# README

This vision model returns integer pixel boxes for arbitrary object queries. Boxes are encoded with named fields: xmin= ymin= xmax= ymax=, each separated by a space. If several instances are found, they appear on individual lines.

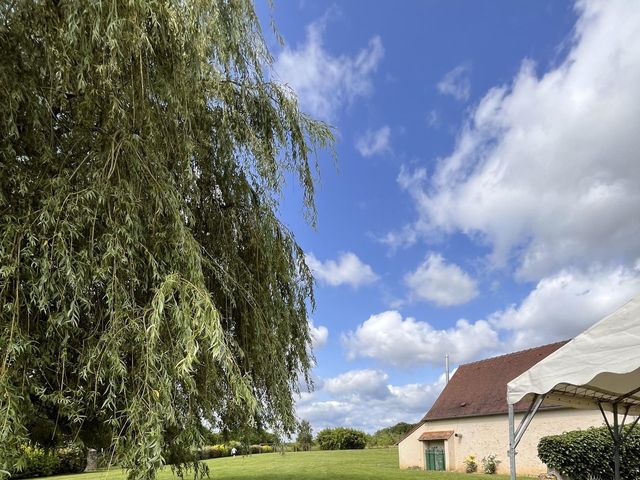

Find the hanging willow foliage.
xmin=0 ymin=0 xmax=332 ymax=478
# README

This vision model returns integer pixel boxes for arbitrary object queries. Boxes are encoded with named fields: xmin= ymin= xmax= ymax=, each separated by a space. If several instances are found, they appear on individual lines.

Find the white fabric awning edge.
xmin=507 ymin=294 xmax=640 ymax=406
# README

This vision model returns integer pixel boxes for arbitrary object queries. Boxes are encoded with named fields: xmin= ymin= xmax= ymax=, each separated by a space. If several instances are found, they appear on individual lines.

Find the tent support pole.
xmin=514 ymin=394 xmax=544 ymax=446
xmin=613 ymin=403 xmax=621 ymax=480
xmin=599 ymin=402 xmax=622 ymax=480
xmin=614 ymin=385 xmax=640 ymax=403
xmin=598 ymin=399 xmax=640 ymax=480
xmin=622 ymin=412 xmax=640 ymax=442
xmin=508 ymin=394 xmax=544 ymax=480
xmin=508 ymin=403 xmax=516 ymax=480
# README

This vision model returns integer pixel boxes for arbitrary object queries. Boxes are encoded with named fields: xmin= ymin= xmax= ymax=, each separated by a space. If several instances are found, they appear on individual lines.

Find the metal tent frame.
xmin=506 ymin=296 xmax=640 ymax=480
xmin=507 ymin=384 xmax=640 ymax=480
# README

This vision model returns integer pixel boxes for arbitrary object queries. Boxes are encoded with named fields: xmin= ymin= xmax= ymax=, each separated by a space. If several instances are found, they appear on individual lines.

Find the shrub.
xmin=463 ymin=454 xmax=478 ymax=473
xmin=57 ymin=445 xmax=87 ymax=473
xmin=315 ymin=429 xmax=336 ymax=450
xmin=199 ymin=440 xmax=274 ymax=459
xmin=199 ymin=445 xmax=213 ymax=459
xmin=481 ymin=454 xmax=500 ymax=474
xmin=315 ymin=428 xmax=367 ymax=450
xmin=199 ymin=444 xmax=229 ymax=459
xmin=12 ymin=445 xmax=61 ymax=478
xmin=249 ymin=445 xmax=262 ymax=454
xmin=227 ymin=440 xmax=242 ymax=453
xmin=538 ymin=425 xmax=640 ymax=480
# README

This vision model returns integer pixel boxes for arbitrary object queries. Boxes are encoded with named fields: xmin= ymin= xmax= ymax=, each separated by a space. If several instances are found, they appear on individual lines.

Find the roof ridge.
xmin=457 ymin=339 xmax=570 ymax=368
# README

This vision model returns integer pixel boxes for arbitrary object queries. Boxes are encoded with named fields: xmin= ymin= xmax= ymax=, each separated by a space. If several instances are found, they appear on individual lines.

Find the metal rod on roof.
xmin=445 ymin=355 xmax=450 ymax=384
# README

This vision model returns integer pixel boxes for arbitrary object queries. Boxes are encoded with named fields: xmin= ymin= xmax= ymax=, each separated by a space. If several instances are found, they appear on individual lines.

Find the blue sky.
xmin=255 ymin=0 xmax=640 ymax=433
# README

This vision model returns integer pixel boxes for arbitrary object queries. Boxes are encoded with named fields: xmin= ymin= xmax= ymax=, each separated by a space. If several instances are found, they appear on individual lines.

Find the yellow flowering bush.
xmin=463 ymin=454 xmax=478 ymax=473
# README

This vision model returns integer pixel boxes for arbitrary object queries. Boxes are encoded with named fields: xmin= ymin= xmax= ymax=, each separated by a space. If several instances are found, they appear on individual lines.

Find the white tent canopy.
xmin=506 ymin=295 xmax=640 ymax=480
xmin=508 ymin=295 xmax=640 ymax=413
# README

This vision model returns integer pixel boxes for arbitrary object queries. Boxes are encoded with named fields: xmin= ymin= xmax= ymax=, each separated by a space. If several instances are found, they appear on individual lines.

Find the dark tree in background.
xmin=0 ymin=0 xmax=332 ymax=478
xmin=296 ymin=420 xmax=313 ymax=451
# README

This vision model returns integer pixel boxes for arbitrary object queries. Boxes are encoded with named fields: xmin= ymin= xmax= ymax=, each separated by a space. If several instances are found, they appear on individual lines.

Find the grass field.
xmin=36 ymin=448 xmax=512 ymax=480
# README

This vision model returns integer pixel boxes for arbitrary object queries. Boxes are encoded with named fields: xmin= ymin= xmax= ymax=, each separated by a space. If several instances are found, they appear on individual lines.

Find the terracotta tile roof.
xmin=423 ymin=340 xmax=569 ymax=421
xmin=417 ymin=430 xmax=453 ymax=441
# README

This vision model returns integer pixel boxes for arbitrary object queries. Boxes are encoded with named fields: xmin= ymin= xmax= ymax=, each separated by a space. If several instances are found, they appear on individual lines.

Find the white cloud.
xmin=437 ymin=63 xmax=471 ymax=101
xmin=306 ymin=252 xmax=378 ymax=288
xmin=342 ymin=310 xmax=498 ymax=368
xmin=405 ymin=253 xmax=478 ymax=306
xmin=392 ymin=1 xmax=640 ymax=280
xmin=274 ymin=18 xmax=384 ymax=120
xmin=492 ymin=264 xmax=640 ymax=350
xmin=377 ymin=224 xmax=419 ymax=251
xmin=309 ymin=320 xmax=329 ymax=349
xmin=340 ymin=265 xmax=640 ymax=369
xmin=324 ymin=369 xmax=390 ymax=400
xmin=355 ymin=126 xmax=391 ymax=157
xmin=297 ymin=371 xmax=447 ymax=433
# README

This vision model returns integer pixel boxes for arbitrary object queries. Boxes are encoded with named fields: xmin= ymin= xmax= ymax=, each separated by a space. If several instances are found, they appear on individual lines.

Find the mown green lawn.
xmin=35 ymin=448 xmax=512 ymax=480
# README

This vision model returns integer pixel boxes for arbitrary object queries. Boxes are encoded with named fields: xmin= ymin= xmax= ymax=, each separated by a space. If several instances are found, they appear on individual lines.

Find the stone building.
xmin=398 ymin=341 xmax=608 ymax=475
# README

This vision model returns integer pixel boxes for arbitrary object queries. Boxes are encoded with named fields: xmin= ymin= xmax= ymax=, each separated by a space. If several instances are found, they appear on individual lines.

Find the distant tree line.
xmin=367 ymin=422 xmax=416 ymax=447
xmin=296 ymin=421 xmax=416 ymax=451
xmin=204 ymin=427 xmax=280 ymax=447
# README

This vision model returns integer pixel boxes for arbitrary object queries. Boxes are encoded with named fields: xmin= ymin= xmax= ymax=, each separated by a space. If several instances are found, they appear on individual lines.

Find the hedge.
xmin=198 ymin=443 xmax=274 ymax=459
xmin=10 ymin=444 xmax=86 ymax=478
xmin=315 ymin=428 xmax=367 ymax=450
xmin=199 ymin=445 xmax=230 ymax=459
xmin=538 ymin=425 xmax=640 ymax=480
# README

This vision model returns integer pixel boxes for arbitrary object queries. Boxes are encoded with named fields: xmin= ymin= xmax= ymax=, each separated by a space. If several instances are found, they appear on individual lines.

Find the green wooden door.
xmin=425 ymin=449 xmax=434 ymax=470
xmin=425 ymin=446 xmax=445 ymax=471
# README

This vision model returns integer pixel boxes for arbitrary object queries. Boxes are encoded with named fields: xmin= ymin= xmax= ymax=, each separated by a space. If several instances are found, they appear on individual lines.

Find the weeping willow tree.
xmin=0 ymin=0 xmax=332 ymax=477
